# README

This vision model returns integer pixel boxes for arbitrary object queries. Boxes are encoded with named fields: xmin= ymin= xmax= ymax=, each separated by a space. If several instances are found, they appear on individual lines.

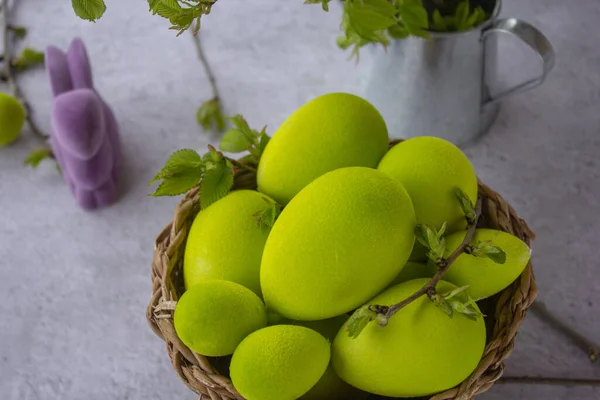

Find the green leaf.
xmin=201 ymin=157 xmax=216 ymax=172
xmin=254 ymin=201 xmax=282 ymax=228
xmin=442 ymin=285 xmax=470 ymax=301
xmin=455 ymin=0 xmax=470 ymax=22
xmin=397 ymin=2 xmax=429 ymax=38
xmin=397 ymin=3 xmax=429 ymax=29
xmin=346 ymin=305 xmax=379 ymax=339
xmin=147 ymin=0 xmax=215 ymax=36
xmin=228 ymin=115 xmax=252 ymax=136
xmin=8 ymin=26 xmax=27 ymax=39
xmin=425 ymin=227 xmax=438 ymax=250
xmin=455 ymin=187 xmax=477 ymax=224
xmin=436 ymin=221 xmax=447 ymax=239
xmin=436 ymin=284 xmax=481 ymax=321
xmin=348 ymin=4 xmax=397 ymax=30
xmin=12 ymin=48 xmax=45 ymax=71
xmin=148 ymin=0 xmax=180 ymax=18
xmin=199 ymin=163 xmax=234 ymax=208
xmin=431 ymin=9 xmax=447 ymax=31
xmin=340 ymin=0 xmax=397 ymax=49
xmin=147 ymin=0 xmax=161 ymax=9
xmin=485 ymin=249 xmax=507 ymax=264
xmin=197 ymin=98 xmax=226 ymax=133
xmin=388 ymin=24 xmax=410 ymax=39
xmin=415 ymin=224 xmax=446 ymax=262
xmin=24 ymin=148 xmax=52 ymax=168
xmin=71 ymin=0 xmax=107 ymax=22
xmin=347 ymin=5 xmax=397 ymax=36
xmin=149 ymin=149 xmax=205 ymax=197
xmin=474 ymin=7 xmax=489 ymax=26
xmin=337 ymin=35 xmax=353 ymax=50
xmin=159 ymin=0 xmax=181 ymax=9
xmin=149 ymin=149 xmax=203 ymax=185
xmin=258 ymin=132 xmax=270 ymax=155
xmin=336 ymin=2 xmax=384 ymax=59
xmin=227 ymin=115 xmax=259 ymax=145
xmin=358 ymin=0 xmax=398 ymax=19
xmin=447 ymin=296 xmax=484 ymax=321
xmin=468 ymin=238 xmax=507 ymax=264
xmin=464 ymin=7 xmax=480 ymax=29
xmin=220 ymin=115 xmax=269 ymax=160
xmin=220 ymin=129 xmax=251 ymax=153
xmin=435 ymin=237 xmax=446 ymax=260
xmin=150 ymin=170 xmax=203 ymax=196
xmin=479 ymin=241 xmax=507 ymax=264
xmin=169 ymin=8 xmax=200 ymax=36
xmin=414 ymin=224 xmax=429 ymax=248
xmin=430 ymin=291 xmax=454 ymax=318
xmin=207 ymin=144 xmax=222 ymax=164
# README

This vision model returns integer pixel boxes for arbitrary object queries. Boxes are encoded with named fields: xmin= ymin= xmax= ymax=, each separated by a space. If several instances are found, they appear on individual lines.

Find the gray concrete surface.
xmin=0 ymin=0 xmax=598 ymax=399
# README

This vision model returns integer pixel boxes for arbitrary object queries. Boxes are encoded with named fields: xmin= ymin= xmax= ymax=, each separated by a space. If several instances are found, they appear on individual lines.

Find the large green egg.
xmin=332 ymin=279 xmax=486 ymax=397
xmin=443 ymin=229 xmax=531 ymax=300
xmin=184 ymin=190 xmax=272 ymax=296
xmin=260 ymin=167 xmax=416 ymax=320
xmin=257 ymin=92 xmax=389 ymax=205
xmin=378 ymin=136 xmax=478 ymax=233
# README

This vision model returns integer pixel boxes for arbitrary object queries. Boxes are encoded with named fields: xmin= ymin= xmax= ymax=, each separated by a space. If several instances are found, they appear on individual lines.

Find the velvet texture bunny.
xmin=45 ymin=38 xmax=122 ymax=210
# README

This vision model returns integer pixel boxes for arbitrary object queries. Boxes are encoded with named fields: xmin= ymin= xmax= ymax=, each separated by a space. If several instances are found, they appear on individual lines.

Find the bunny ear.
xmin=45 ymin=46 xmax=73 ymax=97
xmin=67 ymin=38 xmax=94 ymax=90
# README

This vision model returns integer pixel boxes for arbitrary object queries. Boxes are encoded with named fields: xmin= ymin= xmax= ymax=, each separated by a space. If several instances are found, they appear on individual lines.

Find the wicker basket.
xmin=146 ymin=146 xmax=538 ymax=400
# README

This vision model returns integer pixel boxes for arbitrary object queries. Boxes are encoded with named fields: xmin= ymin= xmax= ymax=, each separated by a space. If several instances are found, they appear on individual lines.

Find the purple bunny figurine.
xmin=45 ymin=38 xmax=122 ymax=210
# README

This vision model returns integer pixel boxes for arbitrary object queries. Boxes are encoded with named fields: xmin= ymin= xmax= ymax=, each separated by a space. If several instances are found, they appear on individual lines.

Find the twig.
xmin=499 ymin=376 xmax=600 ymax=387
xmin=530 ymin=301 xmax=599 ymax=363
xmin=191 ymin=30 xmax=220 ymax=102
xmin=0 ymin=0 xmax=48 ymax=141
xmin=379 ymin=198 xmax=483 ymax=325
xmin=228 ymin=158 xmax=257 ymax=173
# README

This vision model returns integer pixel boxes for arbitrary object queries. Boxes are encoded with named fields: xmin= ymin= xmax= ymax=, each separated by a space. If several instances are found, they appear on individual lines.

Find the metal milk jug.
xmin=363 ymin=0 xmax=555 ymax=146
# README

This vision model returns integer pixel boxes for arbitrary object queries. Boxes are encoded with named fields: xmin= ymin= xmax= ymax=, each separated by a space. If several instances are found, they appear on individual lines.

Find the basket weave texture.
xmin=146 ymin=148 xmax=538 ymax=400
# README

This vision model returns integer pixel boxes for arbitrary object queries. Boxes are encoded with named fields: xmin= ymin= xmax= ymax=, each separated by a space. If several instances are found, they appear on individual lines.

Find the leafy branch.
xmin=333 ymin=0 xmax=428 ymax=61
xmin=380 ymin=195 xmax=482 ymax=322
xmin=149 ymin=115 xmax=269 ymax=208
xmin=310 ymin=0 xmax=491 ymax=59
xmin=71 ymin=1 xmax=219 ymax=36
xmin=149 ymin=145 xmax=234 ymax=210
xmin=1 ymin=0 xmax=47 ymax=141
xmin=347 ymin=189 xmax=494 ymax=337
xmin=148 ymin=0 xmax=218 ymax=36
xmin=1 ymin=0 xmax=56 ymax=169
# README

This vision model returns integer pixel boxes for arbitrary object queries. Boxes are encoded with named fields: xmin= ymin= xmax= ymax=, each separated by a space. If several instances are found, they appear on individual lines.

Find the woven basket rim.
xmin=146 ymin=148 xmax=538 ymax=400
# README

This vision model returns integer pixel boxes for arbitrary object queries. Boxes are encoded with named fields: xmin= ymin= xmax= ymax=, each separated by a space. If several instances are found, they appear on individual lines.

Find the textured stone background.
xmin=0 ymin=0 xmax=598 ymax=399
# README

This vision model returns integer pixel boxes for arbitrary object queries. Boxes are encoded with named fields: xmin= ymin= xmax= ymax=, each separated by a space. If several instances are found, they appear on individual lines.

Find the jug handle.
xmin=482 ymin=18 xmax=555 ymax=106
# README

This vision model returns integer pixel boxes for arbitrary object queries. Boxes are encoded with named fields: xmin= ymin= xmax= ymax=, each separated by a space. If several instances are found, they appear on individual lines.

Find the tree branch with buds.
xmin=378 ymin=199 xmax=481 ymax=325
xmin=346 ymin=189 xmax=502 ymax=338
